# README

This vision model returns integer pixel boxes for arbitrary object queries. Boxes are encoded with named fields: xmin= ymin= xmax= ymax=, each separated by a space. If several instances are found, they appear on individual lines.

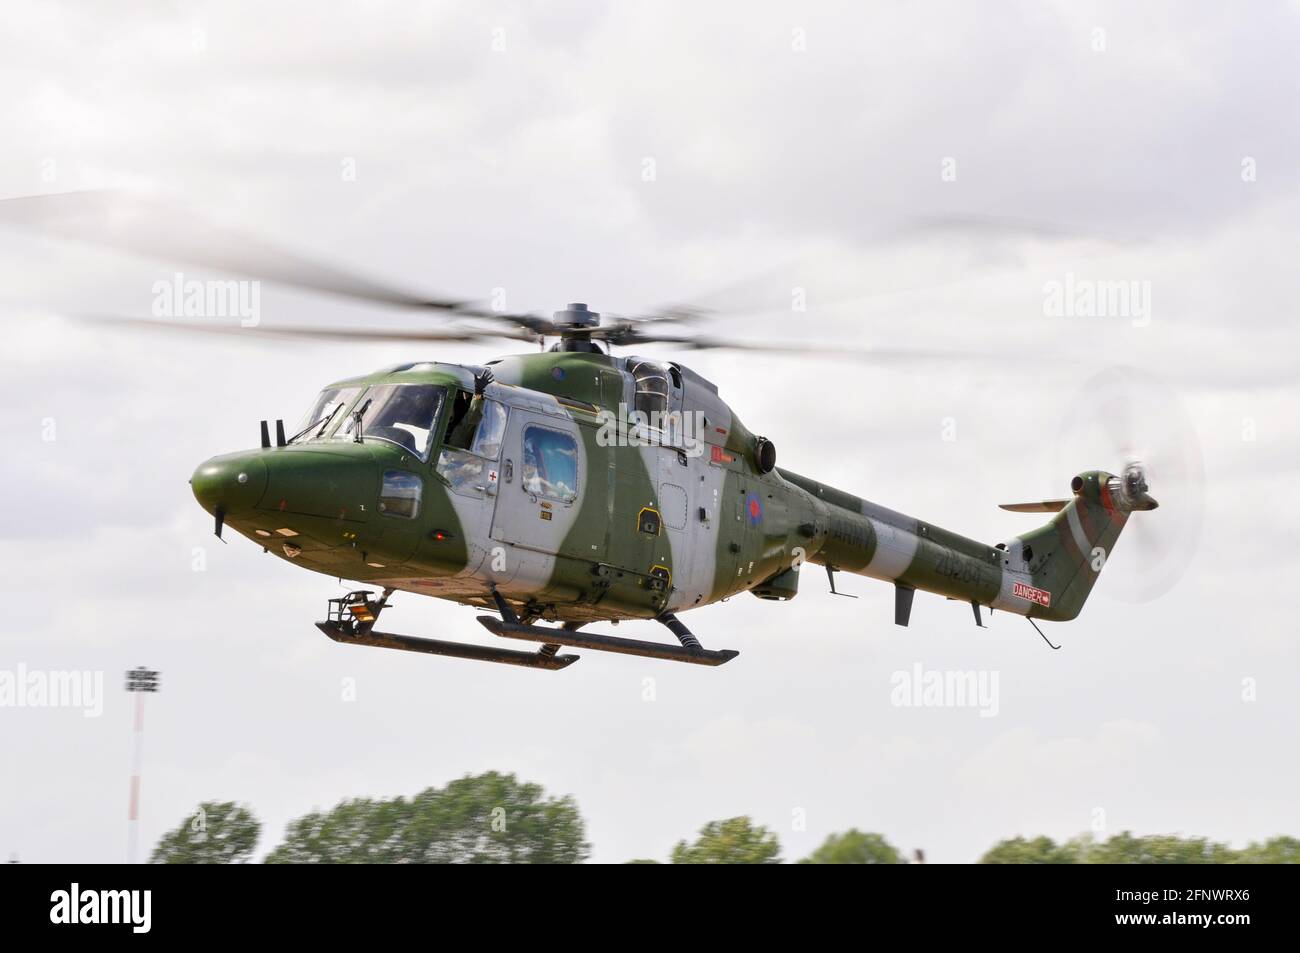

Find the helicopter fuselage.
xmin=191 ymin=350 xmax=1132 ymax=628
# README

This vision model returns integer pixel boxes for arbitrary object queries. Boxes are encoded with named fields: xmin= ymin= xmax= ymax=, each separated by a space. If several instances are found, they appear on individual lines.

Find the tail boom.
xmin=780 ymin=468 xmax=1139 ymax=625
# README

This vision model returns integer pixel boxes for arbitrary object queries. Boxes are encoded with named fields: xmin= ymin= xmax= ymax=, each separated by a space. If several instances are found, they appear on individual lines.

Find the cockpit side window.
xmin=436 ymin=393 xmax=508 ymax=495
xmin=443 ymin=391 xmax=507 ymax=457
xmin=470 ymin=399 xmax=507 ymax=458
xmin=443 ymin=389 xmax=478 ymax=450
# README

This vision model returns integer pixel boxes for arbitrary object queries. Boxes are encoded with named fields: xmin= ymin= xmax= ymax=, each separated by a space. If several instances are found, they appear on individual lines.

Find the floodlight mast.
xmin=124 ymin=667 xmax=159 ymax=863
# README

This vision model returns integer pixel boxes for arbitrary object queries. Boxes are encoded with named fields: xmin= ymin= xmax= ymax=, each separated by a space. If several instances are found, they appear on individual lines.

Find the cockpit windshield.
xmin=289 ymin=386 xmax=363 ymax=443
xmin=336 ymin=383 xmax=446 ymax=460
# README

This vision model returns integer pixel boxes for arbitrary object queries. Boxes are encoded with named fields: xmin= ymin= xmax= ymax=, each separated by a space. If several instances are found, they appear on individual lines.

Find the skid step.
xmin=317 ymin=622 xmax=578 ymax=671
xmin=476 ymin=617 xmax=738 ymax=666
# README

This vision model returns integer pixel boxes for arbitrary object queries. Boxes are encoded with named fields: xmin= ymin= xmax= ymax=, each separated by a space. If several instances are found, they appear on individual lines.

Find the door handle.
xmin=504 ymin=459 xmax=513 ymax=483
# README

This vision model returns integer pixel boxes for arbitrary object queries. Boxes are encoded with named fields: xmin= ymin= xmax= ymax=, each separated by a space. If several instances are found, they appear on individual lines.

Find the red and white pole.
xmin=127 ymin=691 xmax=144 ymax=863
xmin=124 ymin=667 xmax=159 ymax=864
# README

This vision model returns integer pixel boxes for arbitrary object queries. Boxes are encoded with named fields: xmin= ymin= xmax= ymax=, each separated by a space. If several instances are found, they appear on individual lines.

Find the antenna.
xmin=1027 ymin=617 xmax=1061 ymax=650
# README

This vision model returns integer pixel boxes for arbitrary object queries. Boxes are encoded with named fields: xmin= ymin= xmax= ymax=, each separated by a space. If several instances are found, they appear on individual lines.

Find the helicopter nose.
xmin=191 ymin=453 xmax=269 ymax=517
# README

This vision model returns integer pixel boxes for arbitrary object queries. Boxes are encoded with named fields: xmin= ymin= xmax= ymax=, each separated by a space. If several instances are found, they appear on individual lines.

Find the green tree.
xmin=979 ymin=835 xmax=1077 ymax=864
xmin=671 ymin=816 xmax=781 ymax=864
xmin=149 ymin=801 xmax=260 ymax=864
xmin=265 ymin=771 xmax=589 ymax=864
xmin=800 ymin=829 xmax=904 ymax=864
xmin=980 ymin=832 xmax=1300 ymax=864
xmin=1088 ymin=832 xmax=1237 ymax=864
xmin=1239 ymin=836 xmax=1300 ymax=863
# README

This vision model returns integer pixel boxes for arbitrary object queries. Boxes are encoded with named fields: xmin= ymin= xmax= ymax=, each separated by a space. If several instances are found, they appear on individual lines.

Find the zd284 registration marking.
xmin=1013 ymin=581 xmax=1052 ymax=607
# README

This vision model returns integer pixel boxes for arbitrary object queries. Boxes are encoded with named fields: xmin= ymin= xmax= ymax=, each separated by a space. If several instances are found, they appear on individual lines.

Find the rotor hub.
xmin=551 ymin=302 xmax=600 ymax=330
xmin=1122 ymin=463 xmax=1149 ymax=498
xmin=1114 ymin=462 xmax=1158 ymax=511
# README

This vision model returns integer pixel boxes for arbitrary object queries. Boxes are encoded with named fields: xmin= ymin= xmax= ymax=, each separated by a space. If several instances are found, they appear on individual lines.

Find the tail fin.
xmin=997 ymin=470 xmax=1155 ymax=621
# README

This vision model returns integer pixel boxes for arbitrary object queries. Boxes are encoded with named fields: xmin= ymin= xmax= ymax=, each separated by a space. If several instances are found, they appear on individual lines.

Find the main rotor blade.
xmin=590 ymin=325 xmax=990 ymax=363
xmin=0 ymin=190 xmax=547 ymax=331
xmin=595 ymin=307 xmax=712 ymax=336
xmin=646 ymin=213 xmax=1136 ymax=321
xmin=70 ymin=314 xmax=538 ymax=345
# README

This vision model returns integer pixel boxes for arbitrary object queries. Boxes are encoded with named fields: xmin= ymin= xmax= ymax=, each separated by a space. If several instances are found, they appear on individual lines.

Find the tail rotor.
xmin=1051 ymin=366 xmax=1204 ymax=602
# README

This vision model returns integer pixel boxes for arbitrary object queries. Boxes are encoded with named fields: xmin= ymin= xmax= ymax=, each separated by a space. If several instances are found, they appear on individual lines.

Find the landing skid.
xmin=315 ymin=590 xmax=737 ymax=670
xmin=477 ymin=592 xmax=738 ymax=667
xmin=318 ymin=621 xmax=579 ymax=670
xmin=476 ymin=617 xmax=737 ymax=666
xmin=317 ymin=590 xmax=578 ymax=671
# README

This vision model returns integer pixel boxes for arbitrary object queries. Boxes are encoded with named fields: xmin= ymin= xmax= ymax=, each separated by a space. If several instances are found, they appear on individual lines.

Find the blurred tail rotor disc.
xmin=1051 ymin=366 xmax=1205 ymax=603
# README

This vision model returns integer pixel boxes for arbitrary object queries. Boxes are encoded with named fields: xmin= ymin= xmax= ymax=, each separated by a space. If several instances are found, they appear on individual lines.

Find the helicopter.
xmin=2 ymin=191 xmax=1200 ymax=670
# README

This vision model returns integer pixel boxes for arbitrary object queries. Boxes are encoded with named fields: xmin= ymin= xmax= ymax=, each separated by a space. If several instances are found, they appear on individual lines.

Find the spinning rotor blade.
xmin=0 ymin=190 xmax=550 ymax=335
xmin=71 ymin=314 xmax=539 ymax=345
xmin=588 ymin=306 xmax=712 ymax=343
xmin=649 ymin=213 xmax=1136 ymax=321
xmin=1050 ymin=366 xmax=1205 ymax=602
xmin=1 ymin=190 xmax=1075 ymax=365
xmin=588 ymin=323 xmax=986 ymax=363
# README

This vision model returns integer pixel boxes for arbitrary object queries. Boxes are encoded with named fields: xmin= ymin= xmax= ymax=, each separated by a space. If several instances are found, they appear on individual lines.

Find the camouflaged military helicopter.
xmin=4 ymin=192 xmax=1200 ymax=670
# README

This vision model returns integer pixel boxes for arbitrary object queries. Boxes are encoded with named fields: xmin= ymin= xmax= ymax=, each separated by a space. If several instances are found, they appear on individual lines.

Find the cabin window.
xmin=521 ymin=426 xmax=578 ymax=503
xmin=378 ymin=470 xmax=422 ymax=519
xmin=337 ymin=384 xmax=445 ymax=460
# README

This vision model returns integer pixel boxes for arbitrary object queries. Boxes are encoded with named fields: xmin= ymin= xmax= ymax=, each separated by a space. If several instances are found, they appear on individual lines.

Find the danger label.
xmin=1013 ymin=581 xmax=1052 ymax=607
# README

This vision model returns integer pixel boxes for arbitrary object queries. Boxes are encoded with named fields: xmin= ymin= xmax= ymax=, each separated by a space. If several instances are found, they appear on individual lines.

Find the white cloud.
xmin=0 ymin=0 xmax=1296 ymax=864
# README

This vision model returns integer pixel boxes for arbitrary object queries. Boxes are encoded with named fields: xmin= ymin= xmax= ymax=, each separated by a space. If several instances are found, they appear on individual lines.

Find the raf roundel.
xmin=745 ymin=491 xmax=764 ymax=527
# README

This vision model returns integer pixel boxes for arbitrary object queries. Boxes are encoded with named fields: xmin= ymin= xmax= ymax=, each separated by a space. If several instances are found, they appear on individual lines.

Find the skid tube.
xmin=316 ymin=589 xmax=579 ymax=671
xmin=478 ymin=594 xmax=738 ymax=667
xmin=317 ymin=622 xmax=580 ymax=670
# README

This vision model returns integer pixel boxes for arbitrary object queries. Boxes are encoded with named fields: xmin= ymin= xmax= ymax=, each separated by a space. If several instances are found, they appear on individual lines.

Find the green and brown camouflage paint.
xmin=191 ymin=351 xmax=1137 ymax=630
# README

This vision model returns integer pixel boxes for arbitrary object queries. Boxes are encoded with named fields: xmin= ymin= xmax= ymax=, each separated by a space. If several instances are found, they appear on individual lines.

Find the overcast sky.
xmin=1 ymin=1 xmax=1297 ymax=863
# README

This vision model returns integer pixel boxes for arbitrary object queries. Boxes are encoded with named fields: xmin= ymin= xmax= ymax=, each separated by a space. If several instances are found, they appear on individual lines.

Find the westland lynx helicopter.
xmin=3 ymin=192 xmax=1202 ymax=670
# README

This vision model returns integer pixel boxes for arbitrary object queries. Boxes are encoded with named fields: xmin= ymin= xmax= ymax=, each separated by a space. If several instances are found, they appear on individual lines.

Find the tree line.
xmin=148 ymin=771 xmax=1298 ymax=864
